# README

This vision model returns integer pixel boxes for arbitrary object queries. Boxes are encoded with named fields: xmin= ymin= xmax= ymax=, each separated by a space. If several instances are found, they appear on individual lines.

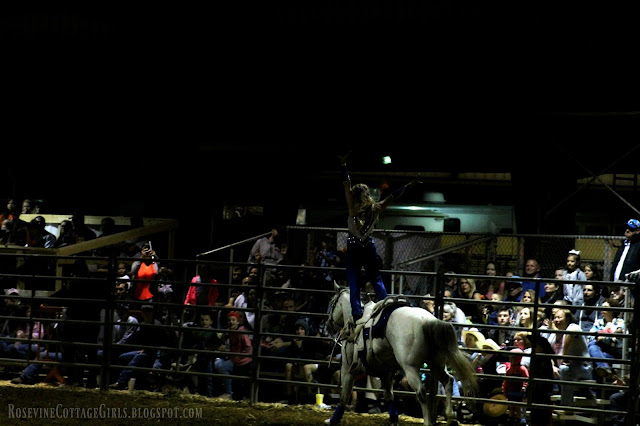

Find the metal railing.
xmin=0 ymin=244 xmax=637 ymax=425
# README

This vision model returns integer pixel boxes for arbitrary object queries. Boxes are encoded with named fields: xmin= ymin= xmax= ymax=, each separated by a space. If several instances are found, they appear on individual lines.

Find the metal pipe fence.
xmin=0 ymin=233 xmax=636 ymax=425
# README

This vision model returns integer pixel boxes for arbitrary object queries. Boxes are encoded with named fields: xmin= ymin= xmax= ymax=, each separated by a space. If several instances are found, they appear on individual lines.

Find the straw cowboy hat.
xmin=462 ymin=327 xmax=486 ymax=347
xmin=480 ymin=338 xmax=501 ymax=352
xmin=483 ymin=393 xmax=508 ymax=417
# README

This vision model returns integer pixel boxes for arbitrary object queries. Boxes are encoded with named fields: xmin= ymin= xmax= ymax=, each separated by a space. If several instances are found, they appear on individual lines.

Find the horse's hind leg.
xmin=401 ymin=366 xmax=435 ymax=426
xmin=380 ymin=371 xmax=398 ymax=426
xmin=431 ymin=365 xmax=457 ymax=425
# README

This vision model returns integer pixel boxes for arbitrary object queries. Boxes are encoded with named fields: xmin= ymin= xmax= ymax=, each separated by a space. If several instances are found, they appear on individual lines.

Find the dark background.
xmin=3 ymin=2 xmax=640 ymax=257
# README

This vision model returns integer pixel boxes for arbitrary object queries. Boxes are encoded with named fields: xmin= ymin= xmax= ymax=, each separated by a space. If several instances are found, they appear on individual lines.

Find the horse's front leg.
xmin=380 ymin=371 xmax=398 ymax=426
xmin=325 ymin=359 xmax=356 ymax=425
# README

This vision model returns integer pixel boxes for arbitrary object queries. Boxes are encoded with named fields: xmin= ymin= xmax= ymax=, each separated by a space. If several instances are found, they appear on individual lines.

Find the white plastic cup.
xmin=128 ymin=378 xmax=136 ymax=391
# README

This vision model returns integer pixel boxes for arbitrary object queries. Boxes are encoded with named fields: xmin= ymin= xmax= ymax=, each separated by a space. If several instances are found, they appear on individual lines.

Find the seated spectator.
xmin=504 ymin=280 xmax=524 ymax=303
xmin=261 ymin=296 xmax=299 ymax=359
xmin=588 ymin=297 xmax=625 ymax=381
xmin=70 ymin=212 xmax=97 ymax=243
xmin=513 ymin=288 xmax=540 ymax=325
xmin=8 ymin=304 xmax=44 ymax=359
xmin=109 ymin=304 xmax=174 ymax=390
xmin=52 ymin=220 xmax=76 ymax=248
xmin=476 ymin=261 xmax=505 ymax=301
xmin=27 ymin=216 xmax=56 ymax=248
xmin=10 ymin=344 xmax=63 ymax=385
xmin=282 ymin=318 xmax=325 ymax=404
xmin=541 ymin=271 xmax=564 ymax=321
xmin=478 ymin=293 xmax=504 ymax=326
xmin=97 ymin=302 xmax=139 ymax=364
xmin=422 ymin=294 xmax=435 ymax=315
xmin=215 ymin=311 xmax=252 ymax=401
xmin=442 ymin=301 xmax=467 ymax=344
xmin=520 ymin=258 xmax=547 ymax=299
xmin=10 ymin=305 xmax=61 ymax=385
xmin=486 ymin=305 xmax=514 ymax=347
xmin=443 ymin=271 xmax=460 ymax=299
xmin=456 ymin=277 xmax=483 ymax=323
xmin=577 ymin=283 xmax=605 ymax=332
xmin=178 ymin=309 xmax=226 ymax=397
xmin=21 ymin=199 xmax=33 ymax=215
xmin=0 ymin=289 xmax=23 ymax=356
xmin=517 ymin=306 xmax=545 ymax=331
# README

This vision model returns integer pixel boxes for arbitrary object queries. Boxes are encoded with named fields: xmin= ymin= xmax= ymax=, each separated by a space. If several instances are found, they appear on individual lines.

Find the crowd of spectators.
xmin=0 ymin=201 xmax=637 ymax=424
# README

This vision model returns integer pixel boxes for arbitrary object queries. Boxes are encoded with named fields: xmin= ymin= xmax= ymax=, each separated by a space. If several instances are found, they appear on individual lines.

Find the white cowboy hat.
xmin=481 ymin=338 xmax=501 ymax=352
xmin=462 ymin=327 xmax=486 ymax=347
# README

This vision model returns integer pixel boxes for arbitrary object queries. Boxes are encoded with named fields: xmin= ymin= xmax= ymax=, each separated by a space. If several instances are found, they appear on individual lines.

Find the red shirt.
xmin=133 ymin=262 xmax=157 ymax=300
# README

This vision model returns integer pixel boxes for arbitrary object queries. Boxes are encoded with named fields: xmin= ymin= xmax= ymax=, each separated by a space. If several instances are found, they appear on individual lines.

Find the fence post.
xmin=100 ymin=253 xmax=117 ymax=391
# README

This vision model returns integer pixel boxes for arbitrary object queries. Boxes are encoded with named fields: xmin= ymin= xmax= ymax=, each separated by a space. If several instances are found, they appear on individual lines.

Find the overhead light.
xmin=382 ymin=156 xmax=392 ymax=165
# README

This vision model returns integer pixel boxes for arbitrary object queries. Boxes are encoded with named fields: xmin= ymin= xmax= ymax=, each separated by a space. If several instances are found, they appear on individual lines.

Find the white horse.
xmin=324 ymin=284 xmax=477 ymax=426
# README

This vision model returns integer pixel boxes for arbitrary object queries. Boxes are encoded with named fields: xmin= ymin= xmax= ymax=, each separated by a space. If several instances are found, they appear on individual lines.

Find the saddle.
xmin=345 ymin=295 xmax=411 ymax=372
xmin=348 ymin=295 xmax=410 ymax=342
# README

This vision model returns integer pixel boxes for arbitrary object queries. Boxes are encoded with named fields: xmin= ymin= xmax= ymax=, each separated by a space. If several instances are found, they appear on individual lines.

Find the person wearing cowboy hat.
xmin=462 ymin=327 xmax=486 ymax=350
xmin=475 ymin=338 xmax=507 ymax=419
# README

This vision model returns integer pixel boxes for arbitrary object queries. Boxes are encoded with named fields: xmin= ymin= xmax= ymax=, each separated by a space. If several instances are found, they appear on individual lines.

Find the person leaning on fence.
xmin=502 ymin=348 xmax=528 ymax=425
xmin=526 ymin=333 xmax=555 ymax=426
xmin=548 ymin=307 xmax=593 ymax=408
xmin=339 ymin=151 xmax=419 ymax=326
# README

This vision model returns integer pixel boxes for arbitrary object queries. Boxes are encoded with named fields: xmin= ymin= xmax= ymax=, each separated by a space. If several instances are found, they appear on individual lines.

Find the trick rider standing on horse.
xmin=340 ymin=152 xmax=420 ymax=332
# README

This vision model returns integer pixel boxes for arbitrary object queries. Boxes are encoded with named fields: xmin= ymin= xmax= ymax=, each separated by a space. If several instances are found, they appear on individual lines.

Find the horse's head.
xmin=326 ymin=281 xmax=349 ymax=334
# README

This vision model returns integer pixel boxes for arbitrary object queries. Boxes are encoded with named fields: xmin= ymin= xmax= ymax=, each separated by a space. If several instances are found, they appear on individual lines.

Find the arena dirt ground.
xmin=0 ymin=381 xmax=481 ymax=425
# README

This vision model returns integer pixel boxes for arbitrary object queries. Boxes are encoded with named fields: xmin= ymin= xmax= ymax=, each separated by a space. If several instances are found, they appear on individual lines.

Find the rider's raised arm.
xmin=341 ymin=159 xmax=357 ymax=216
xmin=378 ymin=179 xmax=419 ymax=211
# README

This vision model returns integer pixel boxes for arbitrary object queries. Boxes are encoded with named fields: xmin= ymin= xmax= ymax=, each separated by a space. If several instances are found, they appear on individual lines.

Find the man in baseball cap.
xmin=611 ymin=218 xmax=640 ymax=282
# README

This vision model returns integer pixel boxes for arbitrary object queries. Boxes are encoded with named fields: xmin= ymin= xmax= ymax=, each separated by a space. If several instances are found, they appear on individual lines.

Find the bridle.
xmin=323 ymin=288 xmax=349 ymax=362
xmin=325 ymin=287 xmax=348 ymax=332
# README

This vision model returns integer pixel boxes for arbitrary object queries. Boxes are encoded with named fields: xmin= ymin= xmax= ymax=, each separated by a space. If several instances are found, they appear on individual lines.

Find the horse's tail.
xmin=426 ymin=319 xmax=478 ymax=397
